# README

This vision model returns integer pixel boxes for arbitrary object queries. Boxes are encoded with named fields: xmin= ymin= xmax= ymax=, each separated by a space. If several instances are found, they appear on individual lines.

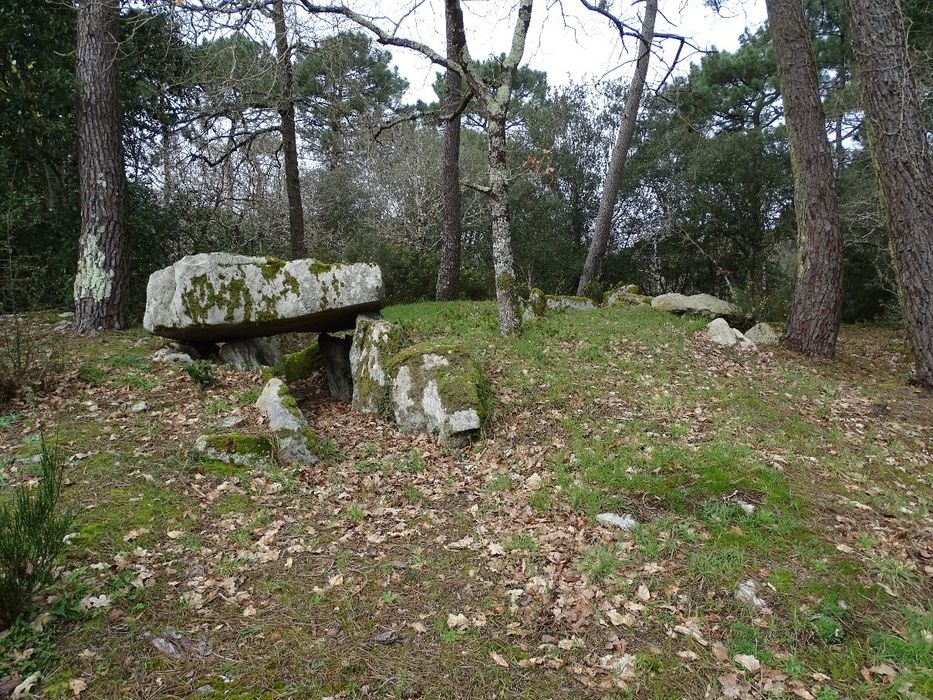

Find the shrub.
xmin=0 ymin=317 xmax=59 ymax=408
xmin=0 ymin=444 xmax=74 ymax=628
xmin=185 ymin=359 xmax=215 ymax=388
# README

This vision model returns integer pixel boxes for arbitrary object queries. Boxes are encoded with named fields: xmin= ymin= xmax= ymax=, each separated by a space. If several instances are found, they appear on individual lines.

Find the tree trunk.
xmin=435 ymin=0 xmax=466 ymax=301
xmin=272 ymin=0 xmax=306 ymax=259
xmin=74 ymin=0 xmax=129 ymax=333
xmin=767 ymin=0 xmax=844 ymax=357
xmin=488 ymin=113 xmax=521 ymax=336
xmin=845 ymin=0 xmax=933 ymax=386
xmin=576 ymin=0 xmax=657 ymax=297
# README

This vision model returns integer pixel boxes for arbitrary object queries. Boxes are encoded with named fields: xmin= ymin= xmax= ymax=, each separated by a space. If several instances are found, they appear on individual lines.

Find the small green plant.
xmin=186 ymin=360 xmax=215 ymax=388
xmin=0 ymin=443 xmax=74 ymax=628
xmin=347 ymin=502 xmax=364 ymax=521
xmin=0 ymin=413 xmax=19 ymax=430
xmin=580 ymin=544 xmax=619 ymax=582
xmin=0 ymin=319 xmax=59 ymax=407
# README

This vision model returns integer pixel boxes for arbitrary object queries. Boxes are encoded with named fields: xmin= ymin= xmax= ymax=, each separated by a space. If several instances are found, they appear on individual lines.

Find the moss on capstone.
xmin=282 ymin=343 xmax=322 ymax=382
xmin=309 ymin=260 xmax=344 ymax=276
xmin=181 ymin=273 xmax=254 ymax=325
xmin=259 ymin=257 xmax=288 ymax=281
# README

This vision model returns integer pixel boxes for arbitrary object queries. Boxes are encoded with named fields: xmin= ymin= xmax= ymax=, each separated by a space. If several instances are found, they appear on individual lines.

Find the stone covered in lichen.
xmin=384 ymin=342 xmax=490 ymax=445
xmin=603 ymin=284 xmax=652 ymax=308
xmin=281 ymin=342 xmax=323 ymax=382
xmin=143 ymin=253 xmax=384 ymax=342
xmin=193 ymin=432 xmax=275 ymax=468
xmin=254 ymin=378 xmax=319 ymax=464
xmin=522 ymin=288 xmax=597 ymax=320
xmin=349 ymin=315 xmax=409 ymax=415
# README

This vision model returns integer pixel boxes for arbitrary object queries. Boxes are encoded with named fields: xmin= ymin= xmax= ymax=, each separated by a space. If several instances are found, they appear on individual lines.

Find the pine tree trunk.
xmin=435 ymin=0 xmax=466 ymax=301
xmin=74 ymin=0 xmax=129 ymax=333
xmin=488 ymin=114 xmax=521 ymax=336
xmin=272 ymin=0 xmax=306 ymax=259
xmin=844 ymin=0 xmax=933 ymax=386
xmin=767 ymin=0 xmax=844 ymax=357
xmin=576 ymin=0 xmax=657 ymax=297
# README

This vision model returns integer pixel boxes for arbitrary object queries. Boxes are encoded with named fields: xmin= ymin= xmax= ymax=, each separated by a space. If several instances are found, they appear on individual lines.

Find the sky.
xmin=363 ymin=0 xmax=769 ymax=102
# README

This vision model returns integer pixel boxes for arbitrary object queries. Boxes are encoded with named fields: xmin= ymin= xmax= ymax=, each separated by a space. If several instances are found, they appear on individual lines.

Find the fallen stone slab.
xmin=349 ymin=315 xmax=409 ymax=414
xmin=385 ymin=343 xmax=490 ymax=445
xmin=523 ymin=288 xmax=596 ymax=320
xmin=255 ymin=378 xmax=319 ymax=464
xmin=603 ymin=284 xmax=652 ymax=308
xmin=193 ymin=432 xmax=276 ymax=468
xmin=143 ymin=253 xmax=384 ymax=343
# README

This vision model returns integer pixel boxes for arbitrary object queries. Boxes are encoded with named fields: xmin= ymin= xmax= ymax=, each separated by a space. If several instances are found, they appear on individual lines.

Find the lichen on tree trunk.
xmin=74 ymin=0 xmax=129 ymax=333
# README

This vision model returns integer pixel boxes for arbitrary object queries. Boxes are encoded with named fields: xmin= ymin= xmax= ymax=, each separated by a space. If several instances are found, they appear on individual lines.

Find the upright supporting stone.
xmin=349 ymin=315 xmax=408 ymax=414
xmin=319 ymin=332 xmax=353 ymax=401
xmin=218 ymin=337 xmax=283 ymax=370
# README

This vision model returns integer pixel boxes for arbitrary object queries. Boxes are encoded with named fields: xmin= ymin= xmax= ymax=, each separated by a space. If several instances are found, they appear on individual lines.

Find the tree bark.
xmin=767 ymin=0 xmax=844 ymax=357
xmin=488 ymin=113 xmax=521 ymax=336
xmin=272 ymin=0 xmax=307 ymax=259
xmin=576 ymin=0 xmax=657 ymax=297
xmin=844 ymin=0 xmax=933 ymax=386
xmin=435 ymin=0 xmax=466 ymax=301
xmin=74 ymin=0 xmax=129 ymax=333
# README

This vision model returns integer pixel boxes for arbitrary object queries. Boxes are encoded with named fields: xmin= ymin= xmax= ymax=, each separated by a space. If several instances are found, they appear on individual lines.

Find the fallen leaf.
xmin=447 ymin=613 xmax=469 ymax=631
xmin=490 ymin=651 xmax=509 ymax=667
xmin=69 ymin=678 xmax=88 ymax=697
xmin=712 ymin=641 xmax=730 ymax=662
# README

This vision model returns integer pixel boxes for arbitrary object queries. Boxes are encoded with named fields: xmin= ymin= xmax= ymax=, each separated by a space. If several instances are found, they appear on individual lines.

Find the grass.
xmin=0 ymin=305 xmax=929 ymax=698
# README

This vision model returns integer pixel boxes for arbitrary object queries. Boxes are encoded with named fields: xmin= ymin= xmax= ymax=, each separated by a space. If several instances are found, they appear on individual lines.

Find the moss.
xmin=385 ymin=341 xmax=493 ymax=428
xmin=278 ymin=427 xmax=321 ymax=456
xmin=181 ymin=273 xmax=254 ymax=324
xmin=202 ymin=433 xmax=275 ymax=460
xmin=527 ymin=288 xmax=547 ymax=317
xmin=258 ymin=257 xmax=287 ymax=281
xmin=282 ymin=343 xmax=322 ymax=382
xmin=308 ymin=260 xmax=344 ymax=275
xmin=276 ymin=382 xmax=305 ymax=421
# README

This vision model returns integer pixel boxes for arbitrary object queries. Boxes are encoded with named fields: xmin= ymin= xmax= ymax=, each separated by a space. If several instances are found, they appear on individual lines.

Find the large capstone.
xmin=143 ymin=253 xmax=384 ymax=342
xmin=254 ymin=378 xmax=319 ymax=464
xmin=349 ymin=315 xmax=408 ymax=414
xmin=652 ymin=292 xmax=742 ymax=321
xmin=385 ymin=343 xmax=490 ymax=445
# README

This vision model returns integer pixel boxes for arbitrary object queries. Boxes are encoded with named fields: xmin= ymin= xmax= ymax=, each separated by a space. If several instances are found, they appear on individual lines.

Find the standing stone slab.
xmin=144 ymin=253 xmax=384 ymax=342
xmin=319 ymin=332 xmax=353 ymax=401
xmin=523 ymin=288 xmax=597 ymax=320
xmin=349 ymin=315 xmax=409 ymax=414
xmin=385 ymin=343 xmax=490 ymax=444
xmin=254 ymin=378 xmax=319 ymax=464
xmin=603 ymin=284 xmax=652 ymax=308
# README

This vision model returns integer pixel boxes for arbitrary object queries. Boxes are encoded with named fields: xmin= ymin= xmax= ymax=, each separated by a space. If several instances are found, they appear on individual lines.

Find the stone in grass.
xmin=706 ymin=318 xmax=756 ymax=350
xmin=280 ymin=342 xmax=323 ymax=382
xmin=319 ymin=332 xmax=353 ymax=401
xmin=349 ymin=314 xmax=409 ymax=414
xmin=734 ymin=579 xmax=767 ymax=609
xmin=596 ymin=512 xmax=638 ymax=531
xmin=603 ymin=284 xmax=652 ymax=308
xmin=385 ymin=343 xmax=490 ymax=445
xmin=193 ymin=432 xmax=275 ymax=468
xmin=143 ymin=253 xmax=384 ymax=343
xmin=523 ymin=288 xmax=596 ymax=320
xmin=218 ymin=336 xmax=283 ymax=370
xmin=254 ymin=378 xmax=319 ymax=464
xmin=744 ymin=322 xmax=779 ymax=346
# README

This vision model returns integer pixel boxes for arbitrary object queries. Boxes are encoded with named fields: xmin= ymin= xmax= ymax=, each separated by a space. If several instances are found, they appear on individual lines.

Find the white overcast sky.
xmin=355 ymin=0 xmax=769 ymax=102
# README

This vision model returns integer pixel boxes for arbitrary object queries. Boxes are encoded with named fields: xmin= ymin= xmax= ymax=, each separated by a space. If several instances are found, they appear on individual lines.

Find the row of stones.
xmin=191 ymin=313 xmax=490 ymax=470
